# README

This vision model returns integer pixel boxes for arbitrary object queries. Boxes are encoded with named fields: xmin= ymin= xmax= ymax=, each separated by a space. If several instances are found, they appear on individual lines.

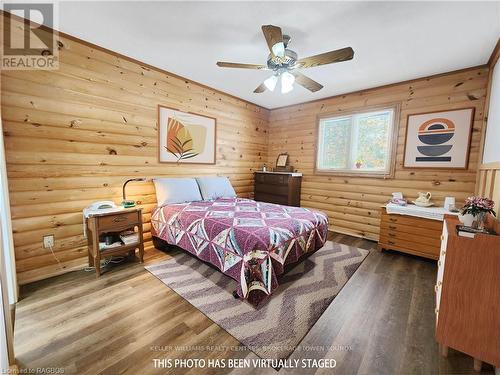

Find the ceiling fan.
xmin=216 ymin=25 xmax=354 ymax=94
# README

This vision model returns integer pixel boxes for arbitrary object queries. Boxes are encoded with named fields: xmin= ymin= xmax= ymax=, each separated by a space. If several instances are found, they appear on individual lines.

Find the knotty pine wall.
xmin=0 ymin=14 xmax=490 ymax=284
xmin=1 ymin=29 xmax=269 ymax=284
xmin=268 ymin=67 xmax=489 ymax=241
xmin=476 ymin=40 xmax=500 ymax=218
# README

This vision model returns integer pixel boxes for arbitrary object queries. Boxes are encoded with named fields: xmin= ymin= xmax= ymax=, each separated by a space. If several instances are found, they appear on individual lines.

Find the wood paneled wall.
xmin=476 ymin=39 xmax=500 ymax=218
xmin=477 ymin=163 xmax=500 ymax=212
xmin=1 ymin=21 xmax=269 ymax=284
xmin=0 ymin=14 xmax=492 ymax=284
xmin=268 ymin=67 xmax=489 ymax=241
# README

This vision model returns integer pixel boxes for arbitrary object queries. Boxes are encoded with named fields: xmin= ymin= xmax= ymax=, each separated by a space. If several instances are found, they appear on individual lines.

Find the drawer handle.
xmin=389 ymin=218 xmax=397 ymax=222
xmin=388 ymin=233 xmax=396 ymax=237
xmin=434 ymin=281 xmax=442 ymax=292
xmin=438 ymin=260 xmax=442 ymax=267
xmin=113 ymin=216 xmax=128 ymax=222
xmin=388 ymin=240 xmax=395 ymax=245
xmin=389 ymin=225 xmax=396 ymax=230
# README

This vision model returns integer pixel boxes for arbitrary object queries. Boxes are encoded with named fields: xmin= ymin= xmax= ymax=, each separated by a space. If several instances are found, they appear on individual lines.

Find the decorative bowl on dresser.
xmin=378 ymin=204 xmax=456 ymax=260
xmin=254 ymin=171 xmax=302 ymax=206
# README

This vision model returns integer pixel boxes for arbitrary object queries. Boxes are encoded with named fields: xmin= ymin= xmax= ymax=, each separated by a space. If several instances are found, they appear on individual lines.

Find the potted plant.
xmin=460 ymin=196 xmax=496 ymax=230
xmin=355 ymin=160 xmax=363 ymax=169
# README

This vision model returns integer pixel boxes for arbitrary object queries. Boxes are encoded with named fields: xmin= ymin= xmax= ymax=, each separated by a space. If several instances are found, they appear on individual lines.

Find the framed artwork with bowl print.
xmin=403 ymin=107 xmax=474 ymax=169
xmin=158 ymin=105 xmax=216 ymax=164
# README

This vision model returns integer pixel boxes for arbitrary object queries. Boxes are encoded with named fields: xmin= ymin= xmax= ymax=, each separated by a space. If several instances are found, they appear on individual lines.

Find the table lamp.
xmin=122 ymin=177 xmax=146 ymax=208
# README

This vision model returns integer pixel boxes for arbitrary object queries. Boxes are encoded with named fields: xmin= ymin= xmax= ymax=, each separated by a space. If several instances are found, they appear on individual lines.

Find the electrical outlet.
xmin=43 ymin=235 xmax=54 ymax=249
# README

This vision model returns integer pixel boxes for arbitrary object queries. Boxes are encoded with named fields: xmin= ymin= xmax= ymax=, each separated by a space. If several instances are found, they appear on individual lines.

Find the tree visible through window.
xmin=316 ymin=107 xmax=396 ymax=176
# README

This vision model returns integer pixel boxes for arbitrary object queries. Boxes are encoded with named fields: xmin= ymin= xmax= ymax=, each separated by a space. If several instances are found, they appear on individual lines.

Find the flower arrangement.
xmin=460 ymin=196 xmax=496 ymax=230
xmin=461 ymin=196 xmax=496 ymax=217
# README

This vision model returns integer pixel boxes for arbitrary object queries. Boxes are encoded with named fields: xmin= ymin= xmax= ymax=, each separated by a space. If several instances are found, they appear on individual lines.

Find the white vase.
xmin=458 ymin=213 xmax=474 ymax=227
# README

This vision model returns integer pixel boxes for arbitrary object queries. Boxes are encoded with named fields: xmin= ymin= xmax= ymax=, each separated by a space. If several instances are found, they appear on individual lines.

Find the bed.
xmin=150 ymin=197 xmax=328 ymax=306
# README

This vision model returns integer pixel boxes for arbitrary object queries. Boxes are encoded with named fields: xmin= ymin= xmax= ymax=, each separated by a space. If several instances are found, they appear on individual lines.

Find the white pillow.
xmin=153 ymin=178 xmax=202 ymax=206
xmin=196 ymin=176 xmax=236 ymax=200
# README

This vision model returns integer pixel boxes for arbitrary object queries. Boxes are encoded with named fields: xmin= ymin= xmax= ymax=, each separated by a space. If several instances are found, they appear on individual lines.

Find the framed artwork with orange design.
xmin=158 ymin=105 xmax=216 ymax=164
xmin=403 ymin=107 xmax=474 ymax=169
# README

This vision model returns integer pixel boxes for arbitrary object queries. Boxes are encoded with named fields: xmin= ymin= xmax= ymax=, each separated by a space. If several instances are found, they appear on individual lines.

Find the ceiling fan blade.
xmin=297 ymin=47 xmax=354 ymax=69
xmin=261 ymin=25 xmax=285 ymax=58
xmin=216 ymin=61 xmax=268 ymax=70
xmin=292 ymin=71 xmax=323 ymax=92
xmin=253 ymin=82 xmax=267 ymax=93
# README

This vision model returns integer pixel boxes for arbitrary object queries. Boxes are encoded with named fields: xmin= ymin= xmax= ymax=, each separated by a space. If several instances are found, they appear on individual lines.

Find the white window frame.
xmin=315 ymin=104 xmax=400 ymax=178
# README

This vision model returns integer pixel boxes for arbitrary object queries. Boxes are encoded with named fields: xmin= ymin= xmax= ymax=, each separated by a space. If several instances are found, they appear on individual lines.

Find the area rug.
xmin=145 ymin=241 xmax=368 ymax=360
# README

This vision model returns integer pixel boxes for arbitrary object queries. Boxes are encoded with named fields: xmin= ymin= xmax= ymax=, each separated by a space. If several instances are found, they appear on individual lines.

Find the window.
xmin=316 ymin=106 xmax=398 ymax=177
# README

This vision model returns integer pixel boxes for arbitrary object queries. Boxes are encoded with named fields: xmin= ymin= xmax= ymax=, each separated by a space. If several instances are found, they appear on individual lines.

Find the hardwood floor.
xmin=13 ymin=233 xmax=494 ymax=375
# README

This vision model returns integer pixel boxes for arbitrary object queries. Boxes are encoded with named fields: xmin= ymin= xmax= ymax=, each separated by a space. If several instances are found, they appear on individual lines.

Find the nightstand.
xmin=85 ymin=208 xmax=144 ymax=277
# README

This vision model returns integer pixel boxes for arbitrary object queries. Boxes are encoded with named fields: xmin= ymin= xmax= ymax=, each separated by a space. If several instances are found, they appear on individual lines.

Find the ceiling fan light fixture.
xmin=271 ymin=42 xmax=285 ymax=58
xmin=280 ymin=71 xmax=295 ymax=94
xmin=264 ymin=74 xmax=279 ymax=91
xmin=217 ymin=25 xmax=353 ymax=95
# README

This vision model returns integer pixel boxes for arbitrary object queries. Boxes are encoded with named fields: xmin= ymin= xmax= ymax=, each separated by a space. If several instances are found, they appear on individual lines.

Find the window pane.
xmin=319 ymin=117 xmax=351 ymax=169
xmin=353 ymin=111 xmax=392 ymax=171
xmin=316 ymin=107 xmax=395 ymax=175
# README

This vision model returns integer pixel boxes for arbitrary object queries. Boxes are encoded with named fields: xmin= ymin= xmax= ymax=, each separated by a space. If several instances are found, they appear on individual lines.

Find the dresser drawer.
xmin=380 ymin=221 xmax=442 ymax=238
xmin=256 ymin=173 xmax=289 ymax=185
xmin=379 ymin=236 xmax=440 ymax=258
xmin=381 ymin=212 xmax=443 ymax=231
xmin=98 ymin=211 xmax=140 ymax=231
xmin=255 ymin=184 xmax=288 ymax=196
xmin=379 ymin=226 xmax=441 ymax=247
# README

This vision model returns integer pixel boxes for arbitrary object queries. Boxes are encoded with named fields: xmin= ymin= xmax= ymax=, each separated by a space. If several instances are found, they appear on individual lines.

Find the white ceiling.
xmin=58 ymin=1 xmax=500 ymax=109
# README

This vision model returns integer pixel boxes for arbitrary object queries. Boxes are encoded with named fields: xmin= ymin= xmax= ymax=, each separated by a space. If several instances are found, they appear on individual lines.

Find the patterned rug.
xmin=145 ymin=241 xmax=369 ymax=360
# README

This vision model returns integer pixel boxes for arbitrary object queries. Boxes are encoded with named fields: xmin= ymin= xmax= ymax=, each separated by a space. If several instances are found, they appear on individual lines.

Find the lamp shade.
xmin=281 ymin=71 xmax=295 ymax=94
xmin=271 ymin=42 xmax=285 ymax=58
xmin=264 ymin=74 xmax=279 ymax=91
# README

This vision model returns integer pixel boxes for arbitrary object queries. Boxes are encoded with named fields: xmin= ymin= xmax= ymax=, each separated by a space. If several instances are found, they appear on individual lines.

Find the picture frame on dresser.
xmin=274 ymin=153 xmax=293 ymax=172
xmin=276 ymin=153 xmax=289 ymax=167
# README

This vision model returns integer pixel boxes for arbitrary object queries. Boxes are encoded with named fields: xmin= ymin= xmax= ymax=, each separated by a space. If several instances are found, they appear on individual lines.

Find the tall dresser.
xmin=436 ymin=216 xmax=500 ymax=372
xmin=254 ymin=171 xmax=302 ymax=206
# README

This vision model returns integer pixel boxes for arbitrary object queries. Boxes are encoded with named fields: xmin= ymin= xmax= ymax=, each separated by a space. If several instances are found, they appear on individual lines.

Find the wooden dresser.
xmin=378 ymin=207 xmax=443 ymax=260
xmin=436 ymin=217 xmax=500 ymax=372
xmin=254 ymin=171 xmax=302 ymax=206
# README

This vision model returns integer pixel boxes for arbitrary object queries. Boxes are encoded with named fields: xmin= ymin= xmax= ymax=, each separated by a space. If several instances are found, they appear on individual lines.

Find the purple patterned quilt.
xmin=150 ymin=198 xmax=328 ymax=306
